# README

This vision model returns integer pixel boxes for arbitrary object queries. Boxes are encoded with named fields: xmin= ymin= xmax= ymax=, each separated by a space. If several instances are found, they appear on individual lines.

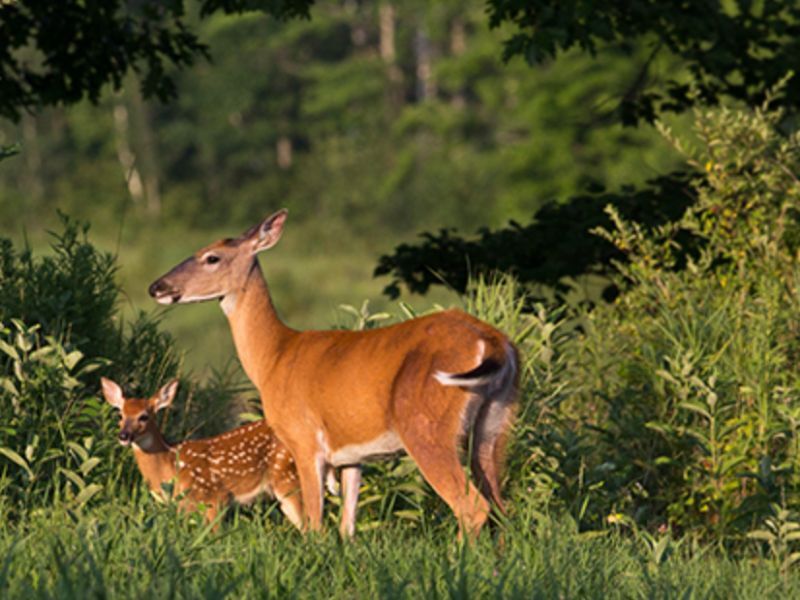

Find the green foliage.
xmin=0 ymin=214 xmax=118 ymax=361
xmin=0 ymin=218 xmax=242 ymax=517
xmin=375 ymin=172 xmax=696 ymax=301
xmin=0 ymin=145 xmax=18 ymax=162
xmin=517 ymin=89 xmax=800 ymax=540
xmin=488 ymin=0 xmax=800 ymax=124
xmin=0 ymin=320 xmax=110 ymax=515
xmin=748 ymin=505 xmax=800 ymax=573
xmin=0 ymin=0 xmax=314 ymax=121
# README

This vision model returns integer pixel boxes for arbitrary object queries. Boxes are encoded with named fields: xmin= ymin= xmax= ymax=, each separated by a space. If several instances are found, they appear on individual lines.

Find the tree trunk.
xmin=277 ymin=135 xmax=293 ymax=169
xmin=414 ymin=25 xmax=436 ymax=102
xmin=129 ymin=85 xmax=162 ymax=217
xmin=379 ymin=2 xmax=404 ymax=109
xmin=20 ymin=113 xmax=44 ymax=202
xmin=450 ymin=17 xmax=467 ymax=109
xmin=112 ymin=96 xmax=145 ymax=205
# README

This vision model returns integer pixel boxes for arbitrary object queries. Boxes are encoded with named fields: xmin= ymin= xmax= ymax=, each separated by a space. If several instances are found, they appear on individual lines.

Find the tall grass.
xmin=1 ymin=500 xmax=799 ymax=599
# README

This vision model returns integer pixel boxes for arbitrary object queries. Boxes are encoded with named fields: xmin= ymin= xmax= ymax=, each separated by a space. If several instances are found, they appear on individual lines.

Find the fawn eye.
xmin=138 ymin=414 xmax=149 ymax=423
xmin=204 ymin=255 xmax=220 ymax=265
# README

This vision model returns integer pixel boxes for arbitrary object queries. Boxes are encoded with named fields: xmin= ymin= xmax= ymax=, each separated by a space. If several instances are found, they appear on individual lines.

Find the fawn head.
xmin=101 ymin=378 xmax=179 ymax=446
xmin=148 ymin=209 xmax=287 ymax=307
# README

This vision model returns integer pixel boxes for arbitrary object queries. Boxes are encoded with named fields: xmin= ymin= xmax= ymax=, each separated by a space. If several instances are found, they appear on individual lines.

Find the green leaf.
xmin=64 ymin=350 xmax=84 ymax=371
xmin=678 ymin=401 xmax=712 ymax=420
xmin=0 ymin=377 xmax=18 ymax=397
xmin=29 ymin=346 xmax=55 ymax=362
xmin=746 ymin=530 xmax=775 ymax=542
xmin=73 ymin=483 xmax=103 ymax=507
xmin=785 ymin=552 xmax=800 ymax=568
xmin=60 ymin=468 xmax=86 ymax=489
xmin=79 ymin=457 xmax=101 ymax=476
xmin=66 ymin=441 xmax=89 ymax=462
xmin=0 ymin=339 xmax=19 ymax=361
xmin=0 ymin=447 xmax=34 ymax=479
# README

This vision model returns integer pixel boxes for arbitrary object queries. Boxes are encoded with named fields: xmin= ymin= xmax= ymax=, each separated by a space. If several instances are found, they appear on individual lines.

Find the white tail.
xmin=101 ymin=377 xmax=304 ymax=529
xmin=148 ymin=209 xmax=519 ymax=538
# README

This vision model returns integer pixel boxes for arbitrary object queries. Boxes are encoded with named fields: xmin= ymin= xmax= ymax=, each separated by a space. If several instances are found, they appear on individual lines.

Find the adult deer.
xmin=148 ymin=210 xmax=519 ymax=538
xmin=101 ymin=377 xmax=304 ymax=529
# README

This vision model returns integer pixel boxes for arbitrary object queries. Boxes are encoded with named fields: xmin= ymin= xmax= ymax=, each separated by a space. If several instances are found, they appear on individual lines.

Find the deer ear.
xmin=245 ymin=209 xmax=288 ymax=254
xmin=153 ymin=379 xmax=179 ymax=412
xmin=101 ymin=377 xmax=125 ymax=410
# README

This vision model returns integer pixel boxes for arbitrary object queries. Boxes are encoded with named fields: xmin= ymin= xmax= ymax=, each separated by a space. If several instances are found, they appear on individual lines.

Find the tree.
xmin=487 ymin=0 xmax=800 ymax=124
xmin=0 ymin=0 xmax=313 ymax=121
xmin=377 ymin=1 xmax=800 ymax=301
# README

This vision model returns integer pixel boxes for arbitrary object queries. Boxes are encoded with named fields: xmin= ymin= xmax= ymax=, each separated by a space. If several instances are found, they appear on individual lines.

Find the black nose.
xmin=119 ymin=431 xmax=131 ymax=442
xmin=149 ymin=280 xmax=166 ymax=297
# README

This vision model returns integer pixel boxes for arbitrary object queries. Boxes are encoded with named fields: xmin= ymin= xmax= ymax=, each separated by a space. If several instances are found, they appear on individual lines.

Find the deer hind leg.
xmin=401 ymin=430 xmax=490 ymax=538
xmin=272 ymin=470 xmax=304 ymax=530
xmin=394 ymin=393 xmax=490 ymax=537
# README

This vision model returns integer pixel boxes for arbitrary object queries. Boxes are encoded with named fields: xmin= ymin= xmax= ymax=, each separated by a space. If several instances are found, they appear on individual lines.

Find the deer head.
xmin=148 ymin=209 xmax=287 ymax=308
xmin=101 ymin=378 xmax=178 ymax=447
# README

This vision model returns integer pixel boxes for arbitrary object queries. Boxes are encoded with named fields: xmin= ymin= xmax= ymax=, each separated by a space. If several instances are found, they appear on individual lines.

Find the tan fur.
xmin=101 ymin=378 xmax=303 ymax=530
xmin=148 ymin=210 xmax=519 ymax=538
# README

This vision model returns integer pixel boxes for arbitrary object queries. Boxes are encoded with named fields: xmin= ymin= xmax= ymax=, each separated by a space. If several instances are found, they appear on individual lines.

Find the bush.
xmin=0 ymin=218 xmax=240 ymax=517
xmin=519 ymin=85 xmax=800 ymax=540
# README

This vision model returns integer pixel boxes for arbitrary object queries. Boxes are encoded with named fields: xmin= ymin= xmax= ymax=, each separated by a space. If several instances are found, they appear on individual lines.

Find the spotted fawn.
xmin=101 ymin=377 xmax=303 ymax=528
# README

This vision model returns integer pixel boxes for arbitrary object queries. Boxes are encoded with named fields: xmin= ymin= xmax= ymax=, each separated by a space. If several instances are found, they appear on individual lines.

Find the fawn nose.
xmin=118 ymin=430 xmax=132 ymax=443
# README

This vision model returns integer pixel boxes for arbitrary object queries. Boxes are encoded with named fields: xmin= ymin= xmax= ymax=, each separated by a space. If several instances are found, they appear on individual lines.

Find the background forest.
xmin=0 ymin=0 xmax=686 ymax=370
xmin=4 ymin=0 xmax=800 ymax=597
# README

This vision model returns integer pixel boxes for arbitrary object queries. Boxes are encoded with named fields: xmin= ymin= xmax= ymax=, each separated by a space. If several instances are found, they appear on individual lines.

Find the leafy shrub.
xmin=0 ymin=218 xmax=240 ymax=517
xmin=519 ymin=84 xmax=800 ymax=540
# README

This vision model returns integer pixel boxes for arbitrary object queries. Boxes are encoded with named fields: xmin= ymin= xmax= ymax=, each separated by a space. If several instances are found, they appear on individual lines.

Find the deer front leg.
xmin=339 ymin=465 xmax=362 ymax=539
xmin=203 ymin=504 xmax=222 ymax=532
xmin=293 ymin=447 xmax=326 ymax=532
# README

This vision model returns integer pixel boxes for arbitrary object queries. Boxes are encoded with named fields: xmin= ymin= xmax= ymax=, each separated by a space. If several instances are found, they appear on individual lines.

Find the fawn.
xmin=101 ymin=377 xmax=304 ymax=528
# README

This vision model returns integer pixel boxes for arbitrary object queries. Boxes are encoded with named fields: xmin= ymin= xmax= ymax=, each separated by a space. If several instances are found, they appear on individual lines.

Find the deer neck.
xmin=223 ymin=261 xmax=293 ymax=389
xmin=132 ymin=428 xmax=177 ymax=493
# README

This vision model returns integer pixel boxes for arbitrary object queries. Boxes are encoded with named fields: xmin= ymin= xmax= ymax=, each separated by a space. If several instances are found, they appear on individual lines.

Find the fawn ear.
xmin=153 ymin=379 xmax=179 ymax=412
xmin=244 ymin=209 xmax=288 ymax=254
xmin=101 ymin=377 xmax=125 ymax=410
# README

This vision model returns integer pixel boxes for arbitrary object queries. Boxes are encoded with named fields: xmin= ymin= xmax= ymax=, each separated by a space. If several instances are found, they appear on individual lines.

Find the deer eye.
xmin=138 ymin=414 xmax=149 ymax=423
xmin=204 ymin=255 xmax=220 ymax=265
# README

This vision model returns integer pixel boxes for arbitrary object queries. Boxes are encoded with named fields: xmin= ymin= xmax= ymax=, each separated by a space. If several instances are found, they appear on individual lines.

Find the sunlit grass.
xmin=1 ymin=496 xmax=797 ymax=599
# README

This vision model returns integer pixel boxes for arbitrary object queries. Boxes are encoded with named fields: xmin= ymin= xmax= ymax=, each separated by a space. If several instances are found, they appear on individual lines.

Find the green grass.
xmin=1 ymin=495 xmax=796 ymax=599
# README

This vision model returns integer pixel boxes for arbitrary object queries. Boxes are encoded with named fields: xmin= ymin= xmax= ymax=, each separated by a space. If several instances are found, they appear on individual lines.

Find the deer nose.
xmin=118 ymin=430 xmax=132 ymax=443
xmin=148 ymin=279 xmax=167 ymax=298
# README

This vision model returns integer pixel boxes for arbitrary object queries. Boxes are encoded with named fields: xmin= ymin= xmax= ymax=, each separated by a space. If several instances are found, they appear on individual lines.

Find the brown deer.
xmin=101 ymin=377 xmax=304 ymax=529
xmin=148 ymin=209 xmax=519 ymax=538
